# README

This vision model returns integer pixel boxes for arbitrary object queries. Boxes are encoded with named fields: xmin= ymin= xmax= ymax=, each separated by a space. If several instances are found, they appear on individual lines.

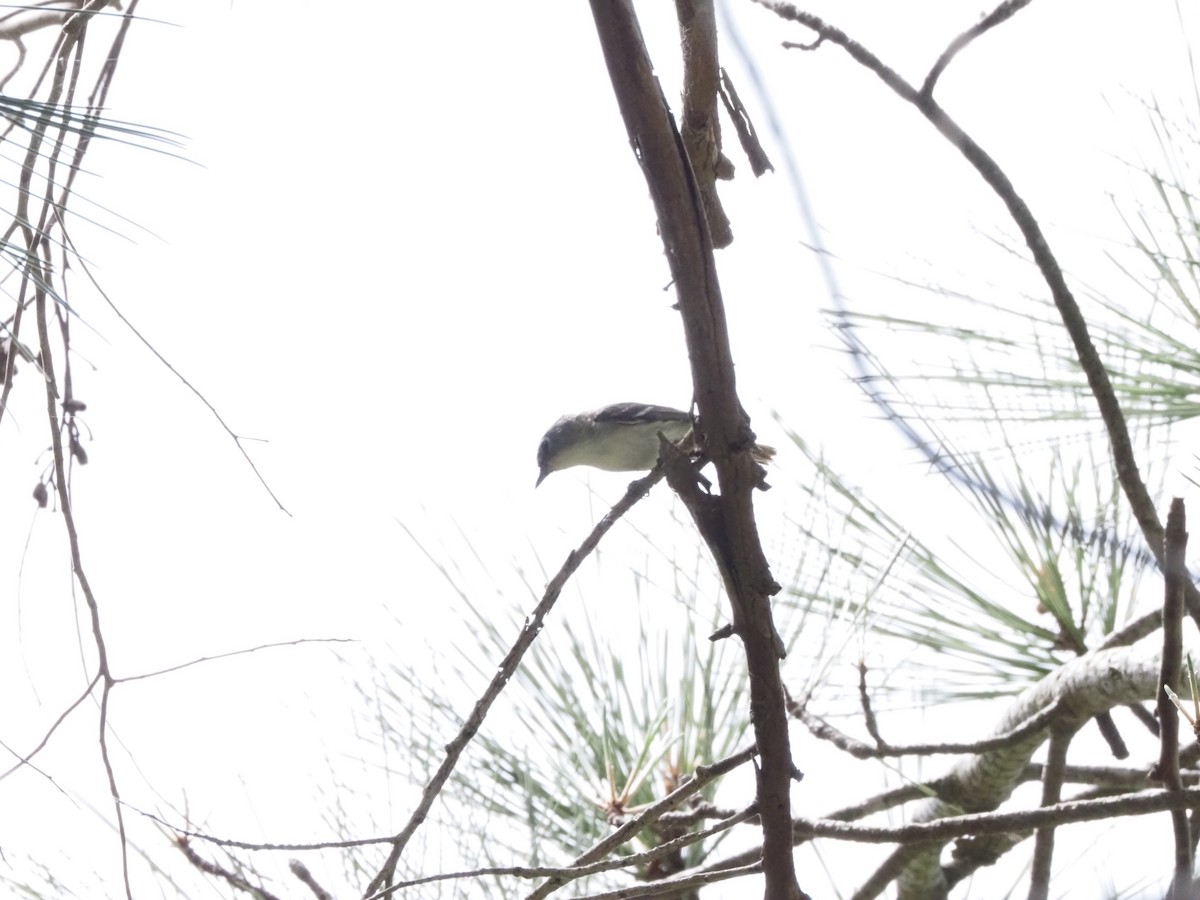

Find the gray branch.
xmin=895 ymin=641 xmax=1179 ymax=898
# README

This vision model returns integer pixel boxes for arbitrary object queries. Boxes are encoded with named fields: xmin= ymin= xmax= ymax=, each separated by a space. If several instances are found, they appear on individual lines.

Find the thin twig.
xmin=793 ymin=695 xmax=1065 ymax=758
xmin=1100 ymin=608 xmax=1163 ymax=650
xmin=133 ymin=764 xmax=757 ymax=872
xmin=857 ymin=660 xmax=885 ymax=745
xmin=1127 ymin=701 xmax=1161 ymax=737
xmin=1093 ymin=709 xmax=1130 ymax=760
xmin=113 ymin=638 xmax=354 ymax=684
xmin=366 ymin=804 xmax=757 ymax=899
xmin=58 ymin=223 xmax=292 ymax=515
xmin=0 ymin=672 xmax=99 ymax=780
xmin=791 ymin=788 xmax=1200 ymax=843
xmin=289 ymin=860 xmax=334 ymax=900
xmin=568 ymin=862 xmax=763 ymax=900
xmin=922 ymin=0 xmax=1035 ymax=98
xmin=718 ymin=67 xmax=772 ymax=176
xmin=126 ymin=806 xmax=397 ymax=852
xmin=363 ymin=468 xmax=665 ymax=897
xmin=176 ymin=838 xmax=285 ymax=900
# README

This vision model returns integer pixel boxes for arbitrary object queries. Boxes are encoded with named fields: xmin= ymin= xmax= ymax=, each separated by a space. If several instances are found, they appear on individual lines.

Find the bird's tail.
xmin=752 ymin=443 xmax=776 ymax=464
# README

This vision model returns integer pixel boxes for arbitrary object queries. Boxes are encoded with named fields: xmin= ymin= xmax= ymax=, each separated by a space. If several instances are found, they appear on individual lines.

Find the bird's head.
xmin=536 ymin=415 xmax=587 ymax=486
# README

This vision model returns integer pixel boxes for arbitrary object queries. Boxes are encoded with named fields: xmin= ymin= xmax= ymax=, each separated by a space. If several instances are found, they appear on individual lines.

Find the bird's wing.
xmin=591 ymin=402 xmax=691 ymax=425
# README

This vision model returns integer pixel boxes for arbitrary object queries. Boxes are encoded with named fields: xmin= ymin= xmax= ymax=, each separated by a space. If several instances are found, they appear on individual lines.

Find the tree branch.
xmin=894 ymin=641 xmax=1183 ymax=897
xmin=675 ymin=0 xmax=734 ymax=247
xmin=921 ymin=0 xmax=1035 ymax=98
xmin=751 ymin=0 xmax=1200 ymax=629
xmin=1155 ymin=498 xmax=1191 ymax=896
xmin=792 ymin=695 xmax=1066 ymax=759
xmin=1027 ymin=725 xmax=1073 ymax=900
xmin=585 ymin=2 xmax=801 ymax=898
xmin=365 ymin=469 xmax=665 ymax=896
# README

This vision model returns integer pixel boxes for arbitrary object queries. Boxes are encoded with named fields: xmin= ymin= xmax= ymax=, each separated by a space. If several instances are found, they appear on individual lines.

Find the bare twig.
xmin=857 ymin=660 xmax=885 ymax=745
xmin=718 ymin=68 xmax=772 ymax=176
xmin=113 ymin=638 xmax=354 ymax=684
xmin=822 ymin=782 xmax=931 ymax=823
xmin=0 ymin=672 xmax=99 ymax=780
xmin=366 ymin=804 xmax=757 ymax=899
xmin=797 ymin=788 xmax=1200 ymax=843
xmin=176 ymin=838 xmax=285 ymax=900
xmin=921 ymin=0 xmax=1035 ymax=98
xmin=1100 ymin=608 xmax=1163 ymax=650
xmin=1093 ymin=709 xmax=1130 ymax=760
xmin=569 ymin=862 xmax=764 ymax=900
xmin=137 ymin=765 xmax=761 ymax=896
xmin=363 ymin=468 xmax=665 ymax=896
xmin=289 ymin=859 xmax=334 ymax=900
xmin=1127 ymin=701 xmax=1161 ymax=737
xmin=59 ymin=224 xmax=293 ymax=515
xmin=792 ymin=695 xmax=1065 ymax=758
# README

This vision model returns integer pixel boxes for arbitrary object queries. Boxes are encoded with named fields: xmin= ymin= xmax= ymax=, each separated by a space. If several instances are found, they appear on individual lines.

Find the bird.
xmin=535 ymin=402 xmax=773 ymax=486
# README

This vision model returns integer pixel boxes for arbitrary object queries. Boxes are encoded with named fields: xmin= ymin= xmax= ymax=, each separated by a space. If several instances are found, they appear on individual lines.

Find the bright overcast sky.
xmin=1 ymin=1 xmax=1198 ymax=897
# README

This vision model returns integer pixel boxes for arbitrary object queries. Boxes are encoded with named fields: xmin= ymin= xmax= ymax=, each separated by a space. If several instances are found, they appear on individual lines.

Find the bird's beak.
xmin=536 ymin=467 xmax=549 ymax=487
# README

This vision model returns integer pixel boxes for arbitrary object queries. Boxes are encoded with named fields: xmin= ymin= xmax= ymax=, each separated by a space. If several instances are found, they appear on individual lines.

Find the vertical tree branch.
xmin=1026 ymin=725 xmax=1072 ymax=900
xmin=1156 ymin=499 xmax=1191 ymax=896
xmin=586 ymin=2 xmax=803 ymax=898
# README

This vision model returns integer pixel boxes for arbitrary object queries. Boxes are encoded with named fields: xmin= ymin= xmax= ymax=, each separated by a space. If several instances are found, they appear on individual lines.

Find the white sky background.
xmin=1 ymin=1 xmax=1199 ymax=898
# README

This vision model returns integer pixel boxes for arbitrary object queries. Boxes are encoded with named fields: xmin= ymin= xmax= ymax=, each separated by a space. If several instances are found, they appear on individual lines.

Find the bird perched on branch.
xmin=535 ymin=402 xmax=774 ymax=486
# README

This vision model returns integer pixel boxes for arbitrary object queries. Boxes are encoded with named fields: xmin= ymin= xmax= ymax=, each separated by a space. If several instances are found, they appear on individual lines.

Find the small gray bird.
xmin=535 ymin=402 xmax=773 ymax=486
